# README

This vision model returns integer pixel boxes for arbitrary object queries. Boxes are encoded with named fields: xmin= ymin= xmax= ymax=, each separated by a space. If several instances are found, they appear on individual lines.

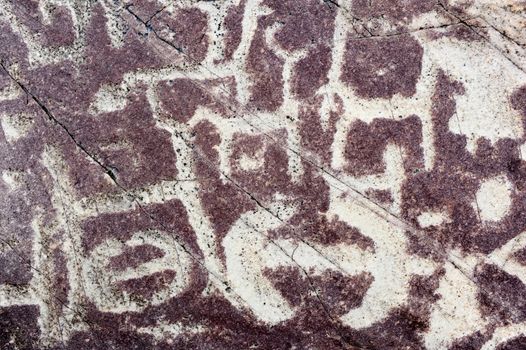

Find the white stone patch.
xmin=488 ymin=230 xmax=526 ymax=285
xmin=223 ymin=207 xmax=296 ymax=325
xmin=238 ymin=147 xmax=265 ymax=171
xmin=90 ymin=85 xmax=128 ymax=114
xmin=417 ymin=211 xmax=450 ymax=228
xmin=40 ymin=148 xmax=91 ymax=342
xmin=0 ymin=284 xmax=33 ymax=307
xmin=0 ymin=113 xmax=33 ymax=143
xmin=2 ymin=170 xmax=23 ymax=190
xmin=325 ymin=183 xmax=436 ymax=329
xmin=424 ymin=262 xmax=488 ymax=350
xmin=0 ymin=78 xmax=22 ymax=101
xmin=475 ymin=175 xmax=513 ymax=222
xmin=480 ymin=321 xmax=526 ymax=350
xmin=423 ymin=36 xmax=526 ymax=152
xmin=137 ymin=321 xmax=205 ymax=342
xmin=520 ymin=142 xmax=526 ymax=161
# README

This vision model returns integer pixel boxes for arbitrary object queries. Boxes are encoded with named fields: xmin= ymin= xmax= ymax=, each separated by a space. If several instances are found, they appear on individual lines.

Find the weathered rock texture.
xmin=1 ymin=0 xmax=526 ymax=349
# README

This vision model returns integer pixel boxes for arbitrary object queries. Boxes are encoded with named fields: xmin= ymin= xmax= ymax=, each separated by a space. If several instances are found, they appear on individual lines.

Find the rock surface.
xmin=1 ymin=0 xmax=526 ymax=349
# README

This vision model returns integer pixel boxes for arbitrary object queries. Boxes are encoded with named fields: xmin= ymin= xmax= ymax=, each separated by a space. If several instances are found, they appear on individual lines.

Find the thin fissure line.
xmin=121 ymin=3 xmax=526 ymax=324
xmin=2 ymin=1 xmax=522 ymax=337
xmin=0 ymin=62 xmax=263 ymax=322
xmin=0 ymin=61 xmax=117 ymax=183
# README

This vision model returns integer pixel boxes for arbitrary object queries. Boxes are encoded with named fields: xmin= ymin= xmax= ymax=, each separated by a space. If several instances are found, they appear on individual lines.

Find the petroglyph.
xmin=1 ymin=0 xmax=526 ymax=348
